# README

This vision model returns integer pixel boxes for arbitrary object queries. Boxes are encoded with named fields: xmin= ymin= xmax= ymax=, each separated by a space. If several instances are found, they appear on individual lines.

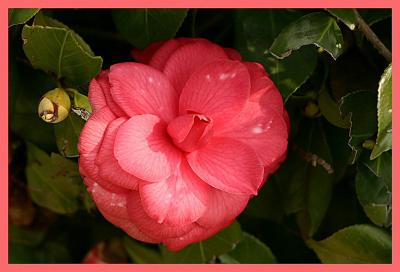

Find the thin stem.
xmin=354 ymin=9 xmax=392 ymax=62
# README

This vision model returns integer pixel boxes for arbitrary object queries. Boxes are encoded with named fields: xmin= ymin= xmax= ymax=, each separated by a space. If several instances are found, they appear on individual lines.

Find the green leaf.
xmin=327 ymin=9 xmax=357 ymax=30
xmin=235 ymin=9 xmax=318 ymax=101
xmin=318 ymin=86 xmax=350 ymax=129
xmin=358 ymin=9 xmax=391 ymax=26
xmin=25 ymin=143 xmax=83 ymax=214
xmin=9 ymin=225 xmax=47 ymax=246
xmin=161 ymin=221 xmax=243 ymax=263
xmin=123 ymin=237 xmax=162 ymax=264
xmin=54 ymin=114 xmax=85 ymax=157
xmin=339 ymin=90 xmax=377 ymax=163
xmin=371 ymin=64 xmax=392 ymax=159
xmin=112 ymin=9 xmax=188 ymax=49
xmin=22 ymin=21 xmax=102 ymax=86
xmin=9 ymin=8 xmax=40 ymax=27
xmin=270 ymin=12 xmax=344 ymax=60
xmin=219 ymin=233 xmax=276 ymax=264
xmin=356 ymin=152 xmax=391 ymax=227
xmin=308 ymin=224 xmax=391 ymax=263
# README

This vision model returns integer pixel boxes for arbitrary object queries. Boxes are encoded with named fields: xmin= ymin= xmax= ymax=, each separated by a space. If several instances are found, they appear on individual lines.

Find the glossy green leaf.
xmin=22 ymin=21 xmax=102 ymax=86
xmin=161 ymin=221 xmax=243 ymax=263
xmin=25 ymin=143 xmax=82 ymax=214
xmin=371 ymin=64 xmax=392 ymax=159
xmin=327 ymin=9 xmax=357 ymax=30
xmin=54 ymin=114 xmax=85 ymax=157
xmin=123 ymin=237 xmax=162 ymax=264
xmin=219 ymin=233 xmax=276 ymax=264
xmin=318 ymin=87 xmax=350 ymax=128
xmin=270 ymin=12 xmax=344 ymax=60
xmin=356 ymin=152 xmax=391 ymax=227
xmin=308 ymin=224 xmax=391 ymax=263
xmin=339 ymin=90 xmax=377 ymax=163
xmin=9 ymin=8 xmax=40 ymax=27
xmin=112 ymin=9 xmax=188 ymax=49
xmin=235 ymin=9 xmax=317 ymax=101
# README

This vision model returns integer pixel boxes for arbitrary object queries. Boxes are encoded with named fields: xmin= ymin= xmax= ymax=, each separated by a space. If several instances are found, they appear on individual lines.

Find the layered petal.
xmin=244 ymin=62 xmax=276 ymax=94
xmin=187 ymin=137 xmax=264 ymax=195
xmin=224 ymin=47 xmax=242 ymax=61
xmin=78 ymin=107 xmax=115 ymax=179
xmin=179 ymin=60 xmax=251 ymax=128
xmin=126 ymin=192 xmax=196 ymax=240
xmin=96 ymin=117 xmax=140 ymax=190
xmin=114 ymin=114 xmax=181 ymax=182
xmin=163 ymin=41 xmax=229 ymax=93
xmin=131 ymin=40 xmax=166 ymax=64
xmin=139 ymin=159 xmax=211 ymax=226
xmin=109 ymin=62 xmax=178 ymax=122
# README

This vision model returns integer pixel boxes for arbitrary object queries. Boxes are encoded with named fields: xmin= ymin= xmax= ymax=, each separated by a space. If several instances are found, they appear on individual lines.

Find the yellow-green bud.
xmin=362 ymin=139 xmax=376 ymax=150
xmin=303 ymin=101 xmax=321 ymax=118
xmin=38 ymin=88 xmax=71 ymax=123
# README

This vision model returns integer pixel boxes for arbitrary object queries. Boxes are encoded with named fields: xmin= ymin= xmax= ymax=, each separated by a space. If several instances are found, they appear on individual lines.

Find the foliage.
xmin=8 ymin=8 xmax=392 ymax=264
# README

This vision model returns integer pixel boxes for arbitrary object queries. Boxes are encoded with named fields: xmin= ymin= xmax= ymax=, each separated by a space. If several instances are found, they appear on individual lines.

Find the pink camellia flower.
xmin=78 ymin=38 xmax=289 ymax=251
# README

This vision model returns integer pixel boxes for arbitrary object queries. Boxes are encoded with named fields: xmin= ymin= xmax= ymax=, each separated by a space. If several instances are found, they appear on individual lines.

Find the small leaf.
xmin=371 ymin=64 xmax=392 ymax=159
xmin=22 ymin=20 xmax=102 ymax=86
xmin=318 ymin=86 xmax=350 ymax=129
xmin=25 ymin=143 xmax=82 ymax=214
xmin=308 ymin=224 xmax=391 ymax=263
xmin=356 ymin=152 xmax=391 ymax=227
xmin=54 ymin=113 xmax=85 ymax=157
xmin=112 ymin=9 xmax=188 ymax=49
xmin=339 ymin=90 xmax=377 ymax=163
xmin=327 ymin=9 xmax=357 ymax=30
xmin=9 ymin=8 xmax=40 ymax=27
xmin=270 ymin=12 xmax=344 ymax=60
xmin=123 ymin=237 xmax=162 ymax=264
xmin=161 ymin=221 xmax=243 ymax=263
xmin=219 ymin=232 xmax=276 ymax=264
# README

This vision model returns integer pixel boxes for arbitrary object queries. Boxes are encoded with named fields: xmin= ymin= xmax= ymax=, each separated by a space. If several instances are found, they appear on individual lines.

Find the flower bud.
xmin=303 ymin=101 xmax=321 ymax=118
xmin=362 ymin=139 xmax=376 ymax=150
xmin=38 ymin=88 xmax=71 ymax=123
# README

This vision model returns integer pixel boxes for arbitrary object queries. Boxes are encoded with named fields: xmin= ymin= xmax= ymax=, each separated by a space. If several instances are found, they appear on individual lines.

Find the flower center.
xmin=167 ymin=113 xmax=213 ymax=152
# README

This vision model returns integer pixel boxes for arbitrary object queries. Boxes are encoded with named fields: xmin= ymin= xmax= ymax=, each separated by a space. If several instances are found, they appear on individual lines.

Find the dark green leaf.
xmin=123 ymin=237 xmax=162 ymax=264
xmin=358 ymin=9 xmax=391 ymax=26
xmin=235 ymin=9 xmax=317 ymax=101
xmin=161 ymin=221 xmax=243 ymax=263
xmin=25 ymin=143 xmax=82 ymax=214
xmin=219 ymin=232 xmax=276 ymax=263
xmin=356 ymin=152 xmax=391 ymax=227
xmin=9 ymin=8 xmax=40 ymax=27
xmin=22 ymin=21 xmax=102 ymax=86
xmin=9 ymin=225 xmax=46 ymax=246
xmin=327 ymin=9 xmax=357 ymax=30
xmin=371 ymin=64 xmax=392 ymax=159
xmin=270 ymin=12 xmax=344 ymax=60
xmin=308 ymin=224 xmax=391 ymax=263
xmin=318 ymin=86 xmax=350 ymax=128
xmin=339 ymin=90 xmax=377 ymax=163
xmin=54 ymin=114 xmax=85 ymax=157
xmin=112 ymin=9 xmax=188 ymax=49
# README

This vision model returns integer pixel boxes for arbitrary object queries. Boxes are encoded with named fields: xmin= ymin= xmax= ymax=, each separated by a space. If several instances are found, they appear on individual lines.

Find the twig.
xmin=354 ymin=9 xmax=392 ymax=62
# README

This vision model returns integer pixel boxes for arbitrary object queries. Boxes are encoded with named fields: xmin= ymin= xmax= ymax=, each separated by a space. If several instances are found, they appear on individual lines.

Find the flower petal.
xmin=114 ymin=114 xmax=181 ymax=182
xmin=126 ymin=191 xmax=196 ymax=240
xmin=163 ymin=41 xmax=229 ymax=94
xmin=196 ymin=189 xmax=250 ymax=228
xmin=179 ymin=60 xmax=250 ymax=128
xmin=224 ymin=47 xmax=242 ymax=61
xmin=109 ymin=62 xmax=178 ymax=122
xmin=244 ymin=62 xmax=276 ymax=94
xmin=88 ymin=73 xmax=107 ymax=113
xmin=139 ymin=159 xmax=210 ymax=226
xmin=78 ymin=107 xmax=115 ymax=179
xmin=131 ymin=40 xmax=166 ymax=64
xmin=96 ymin=117 xmax=140 ymax=190
xmin=187 ymin=137 xmax=264 ymax=195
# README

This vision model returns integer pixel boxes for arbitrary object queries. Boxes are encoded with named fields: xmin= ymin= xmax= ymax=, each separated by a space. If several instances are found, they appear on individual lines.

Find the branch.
xmin=354 ymin=9 xmax=392 ymax=62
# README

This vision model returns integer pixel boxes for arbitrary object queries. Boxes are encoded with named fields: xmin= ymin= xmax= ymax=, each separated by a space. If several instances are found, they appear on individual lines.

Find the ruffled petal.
xmin=88 ymin=74 xmax=107 ymax=113
xmin=244 ymin=62 xmax=276 ymax=94
xmin=163 ymin=41 xmax=229 ymax=94
xmin=114 ymin=114 xmax=181 ymax=182
xmin=131 ymin=40 xmax=166 ymax=64
xmin=139 ymin=159 xmax=210 ymax=226
xmin=78 ymin=107 xmax=115 ymax=179
xmin=179 ymin=60 xmax=250 ymax=128
xmin=224 ymin=47 xmax=242 ymax=61
xmin=187 ymin=137 xmax=264 ymax=195
xmin=126 ymin=191 xmax=196 ymax=240
xmin=96 ymin=117 xmax=140 ymax=190
xmin=109 ymin=62 xmax=178 ymax=122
